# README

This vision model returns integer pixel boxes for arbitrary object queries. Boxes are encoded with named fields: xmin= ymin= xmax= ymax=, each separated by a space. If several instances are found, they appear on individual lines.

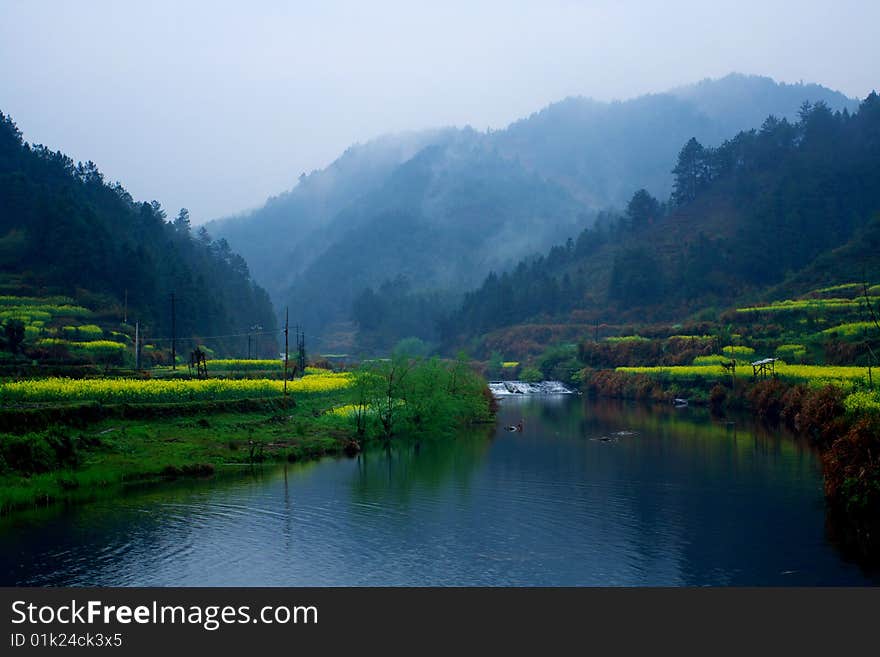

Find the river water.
xmin=1 ymin=395 xmax=875 ymax=585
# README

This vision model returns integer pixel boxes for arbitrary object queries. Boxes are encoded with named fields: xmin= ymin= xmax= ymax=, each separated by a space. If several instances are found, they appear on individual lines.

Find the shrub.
xmin=844 ymin=390 xmax=880 ymax=415
xmin=709 ymin=384 xmax=727 ymax=414
xmin=519 ymin=366 xmax=543 ymax=383
xmin=722 ymin=345 xmax=755 ymax=359
xmin=796 ymin=385 xmax=846 ymax=447
xmin=775 ymin=344 xmax=807 ymax=361
xmin=747 ymin=379 xmax=788 ymax=423
xmin=693 ymin=355 xmax=728 ymax=365
xmin=0 ymin=428 xmax=81 ymax=475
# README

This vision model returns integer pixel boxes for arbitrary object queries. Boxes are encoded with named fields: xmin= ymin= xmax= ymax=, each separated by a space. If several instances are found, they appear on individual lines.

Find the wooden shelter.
xmin=751 ymin=357 xmax=777 ymax=379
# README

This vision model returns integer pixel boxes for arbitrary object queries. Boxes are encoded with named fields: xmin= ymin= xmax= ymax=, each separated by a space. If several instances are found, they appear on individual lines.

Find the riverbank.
xmin=581 ymin=368 xmax=880 ymax=562
xmin=0 ymin=396 xmax=352 ymax=515
xmin=0 ymin=359 xmax=495 ymax=516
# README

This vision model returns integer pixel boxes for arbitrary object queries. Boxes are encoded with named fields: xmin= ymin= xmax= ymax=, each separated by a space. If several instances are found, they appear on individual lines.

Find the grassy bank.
xmin=0 ymin=358 xmax=495 ymax=516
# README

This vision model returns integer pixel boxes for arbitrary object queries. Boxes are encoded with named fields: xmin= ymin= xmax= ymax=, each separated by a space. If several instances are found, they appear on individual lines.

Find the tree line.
xmin=0 ymin=111 xmax=278 ymax=356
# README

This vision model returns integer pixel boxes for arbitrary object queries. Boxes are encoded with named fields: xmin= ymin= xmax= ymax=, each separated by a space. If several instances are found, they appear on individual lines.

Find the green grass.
xmin=0 ymin=295 xmax=76 ymax=306
xmin=0 ymin=398 xmax=353 ymax=515
xmin=0 ymin=358 xmax=493 ymax=515
xmin=819 ymin=322 xmax=878 ymax=339
xmin=62 ymin=324 xmax=104 ymax=339
xmin=843 ymin=390 xmax=880 ymax=415
xmin=0 ymin=304 xmax=92 ymax=319
xmin=736 ymin=297 xmax=880 ymax=314
xmin=812 ymin=283 xmax=864 ymax=296
xmin=692 ymin=355 xmax=729 ymax=365
xmin=204 ymin=359 xmax=284 ymax=372
xmin=775 ymin=344 xmax=807 ymax=360
xmin=722 ymin=345 xmax=755 ymax=358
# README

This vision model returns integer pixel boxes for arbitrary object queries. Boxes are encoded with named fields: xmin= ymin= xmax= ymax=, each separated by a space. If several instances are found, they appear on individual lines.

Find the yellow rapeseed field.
xmin=616 ymin=363 xmax=872 ymax=387
xmin=0 ymin=371 xmax=352 ymax=404
xmin=206 ymin=359 xmax=283 ymax=370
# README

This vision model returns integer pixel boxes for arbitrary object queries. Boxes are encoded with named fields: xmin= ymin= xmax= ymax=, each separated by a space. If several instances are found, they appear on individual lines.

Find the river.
xmin=1 ymin=395 xmax=875 ymax=585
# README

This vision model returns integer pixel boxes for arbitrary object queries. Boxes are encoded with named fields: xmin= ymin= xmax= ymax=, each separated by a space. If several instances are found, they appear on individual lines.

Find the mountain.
xmin=208 ymin=128 xmax=455 ymax=298
xmin=288 ymin=131 xmax=587 ymax=336
xmin=0 ymin=112 xmax=278 ymax=356
xmin=210 ymin=73 xmax=857 ymax=350
xmin=493 ymin=73 xmax=857 ymax=207
xmin=447 ymin=92 xmax=880 ymax=354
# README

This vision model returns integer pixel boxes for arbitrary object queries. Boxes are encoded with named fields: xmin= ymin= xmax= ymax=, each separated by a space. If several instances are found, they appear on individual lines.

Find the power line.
xmin=147 ymin=329 xmax=283 ymax=343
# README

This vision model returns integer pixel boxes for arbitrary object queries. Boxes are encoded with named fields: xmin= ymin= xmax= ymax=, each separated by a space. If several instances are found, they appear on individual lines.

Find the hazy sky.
xmin=2 ymin=0 xmax=877 ymax=222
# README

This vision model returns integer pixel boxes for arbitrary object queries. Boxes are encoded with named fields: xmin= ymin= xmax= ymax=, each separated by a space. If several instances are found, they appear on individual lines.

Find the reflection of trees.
xmin=350 ymin=424 xmax=494 ymax=507
xmin=581 ymin=397 xmax=813 ymax=463
xmin=578 ymin=397 xmax=826 ymax=584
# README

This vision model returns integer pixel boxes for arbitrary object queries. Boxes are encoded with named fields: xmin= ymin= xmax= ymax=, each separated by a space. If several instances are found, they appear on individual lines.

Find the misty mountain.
xmin=211 ymin=73 xmax=856 ymax=348
xmin=492 ymin=73 xmax=857 ymax=207
xmin=288 ymin=131 xmax=587 ymax=338
xmin=208 ymin=128 xmax=455 ymax=296
xmin=447 ymin=92 xmax=880 ymax=348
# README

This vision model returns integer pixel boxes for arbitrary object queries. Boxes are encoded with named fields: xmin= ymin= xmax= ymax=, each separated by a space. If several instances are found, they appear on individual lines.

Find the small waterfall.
xmin=488 ymin=380 xmax=575 ymax=396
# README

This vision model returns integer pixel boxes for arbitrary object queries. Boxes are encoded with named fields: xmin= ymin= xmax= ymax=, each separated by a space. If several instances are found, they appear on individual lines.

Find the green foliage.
xmin=820 ymin=322 xmax=877 ymax=339
xmin=353 ymin=277 xmax=457 ymax=351
xmin=0 ymin=428 xmax=82 ymax=475
xmin=672 ymin=137 xmax=711 ymax=205
xmin=1 ymin=318 xmax=25 ymax=355
xmin=692 ymin=354 xmax=728 ymax=365
xmin=776 ymin=344 xmax=807 ymax=361
xmin=722 ymin=345 xmax=755 ymax=359
xmin=843 ymin=390 xmax=880 ymax=415
xmin=737 ymin=298 xmax=878 ymax=314
xmin=62 ymin=324 xmax=103 ymax=340
xmin=487 ymin=350 xmax=504 ymax=379
xmin=609 ymin=246 xmax=664 ymax=308
xmin=813 ymin=283 xmax=863 ymax=296
xmin=350 ymin=356 xmax=491 ymax=440
xmin=393 ymin=336 xmax=431 ymax=359
xmin=618 ymin=363 xmax=872 ymax=388
xmin=0 ymin=112 xmax=277 ymax=356
xmin=446 ymin=93 xmax=880 ymax=340
xmin=519 ymin=366 xmax=543 ymax=383
xmin=626 ymin=189 xmax=663 ymax=228
xmin=536 ymin=343 xmax=580 ymax=382
xmin=206 ymin=359 xmax=282 ymax=372
xmin=604 ymin=335 xmax=650 ymax=343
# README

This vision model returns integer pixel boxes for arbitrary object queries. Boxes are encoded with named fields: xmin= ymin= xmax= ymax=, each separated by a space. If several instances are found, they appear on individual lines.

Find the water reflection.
xmin=1 ymin=397 xmax=875 ymax=586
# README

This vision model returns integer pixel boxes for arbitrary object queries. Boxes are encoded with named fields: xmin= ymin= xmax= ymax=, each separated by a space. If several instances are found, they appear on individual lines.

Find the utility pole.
xmin=284 ymin=307 xmax=289 ymax=396
xmin=135 ymin=321 xmax=140 ymax=371
xmin=123 ymin=289 xmax=128 ymax=324
xmin=171 ymin=292 xmax=176 ymax=370
xmin=297 ymin=325 xmax=306 ymax=375
xmin=249 ymin=324 xmax=263 ymax=359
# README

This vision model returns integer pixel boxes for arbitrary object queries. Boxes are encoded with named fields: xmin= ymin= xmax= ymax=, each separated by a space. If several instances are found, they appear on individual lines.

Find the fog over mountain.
xmin=210 ymin=74 xmax=856 ymax=345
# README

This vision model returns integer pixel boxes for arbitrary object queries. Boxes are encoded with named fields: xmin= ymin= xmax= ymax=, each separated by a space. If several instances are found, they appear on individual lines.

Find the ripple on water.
xmin=2 ymin=397 xmax=877 ymax=586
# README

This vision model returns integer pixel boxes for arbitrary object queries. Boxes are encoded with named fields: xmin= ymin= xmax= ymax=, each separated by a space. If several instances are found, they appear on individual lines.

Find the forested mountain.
xmin=208 ymin=128 xmax=456 ymax=299
xmin=493 ymin=73 xmax=856 ymax=207
xmin=288 ymin=131 xmax=586 ymax=341
xmin=210 ymin=74 xmax=855 ymax=351
xmin=0 ymin=112 xmax=277 ymax=355
xmin=446 ymin=93 xmax=880 ymax=346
